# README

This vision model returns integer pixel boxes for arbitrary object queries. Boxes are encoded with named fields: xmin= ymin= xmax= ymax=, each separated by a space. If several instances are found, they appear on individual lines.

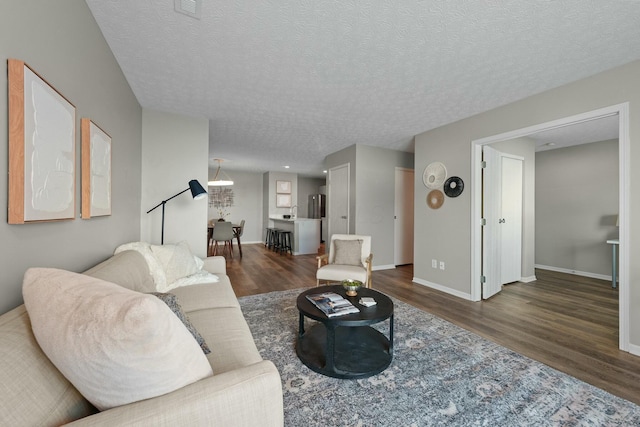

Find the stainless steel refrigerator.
xmin=308 ymin=194 xmax=326 ymax=218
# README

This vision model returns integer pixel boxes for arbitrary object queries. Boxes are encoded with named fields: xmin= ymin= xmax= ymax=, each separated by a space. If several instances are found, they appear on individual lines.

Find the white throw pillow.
xmin=22 ymin=268 xmax=213 ymax=411
xmin=151 ymin=241 xmax=200 ymax=290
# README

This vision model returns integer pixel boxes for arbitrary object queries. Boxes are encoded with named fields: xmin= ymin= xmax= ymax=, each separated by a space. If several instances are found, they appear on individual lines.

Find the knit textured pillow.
xmin=333 ymin=239 xmax=363 ymax=266
xmin=151 ymin=292 xmax=211 ymax=354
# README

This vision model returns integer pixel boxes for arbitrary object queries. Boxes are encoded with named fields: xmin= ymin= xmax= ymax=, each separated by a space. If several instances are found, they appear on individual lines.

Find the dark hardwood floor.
xmin=226 ymin=243 xmax=640 ymax=405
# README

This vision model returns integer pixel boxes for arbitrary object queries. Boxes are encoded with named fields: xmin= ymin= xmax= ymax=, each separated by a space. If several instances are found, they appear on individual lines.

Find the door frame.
xmin=327 ymin=163 xmax=350 ymax=239
xmin=394 ymin=167 xmax=414 ymax=265
xmin=470 ymin=103 xmax=630 ymax=351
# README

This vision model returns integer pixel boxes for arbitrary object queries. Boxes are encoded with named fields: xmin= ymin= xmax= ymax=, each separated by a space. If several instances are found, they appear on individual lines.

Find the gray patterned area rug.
xmin=238 ymin=289 xmax=640 ymax=427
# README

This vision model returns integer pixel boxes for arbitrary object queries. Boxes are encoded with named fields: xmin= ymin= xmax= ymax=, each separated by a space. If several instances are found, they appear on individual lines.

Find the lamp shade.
xmin=189 ymin=179 xmax=208 ymax=200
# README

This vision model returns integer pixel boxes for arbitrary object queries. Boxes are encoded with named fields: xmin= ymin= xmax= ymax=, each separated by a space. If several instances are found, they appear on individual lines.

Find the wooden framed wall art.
xmin=276 ymin=180 xmax=291 ymax=194
xmin=81 ymin=118 xmax=112 ymax=218
xmin=8 ymin=59 xmax=76 ymax=223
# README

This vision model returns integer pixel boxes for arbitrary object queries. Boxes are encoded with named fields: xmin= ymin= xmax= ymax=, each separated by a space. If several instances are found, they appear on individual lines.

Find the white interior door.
xmin=328 ymin=164 xmax=349 ymax=238
xmin=482 ymin=146 xmax=502 ymax=299
xmin=500 ymin=155 xmax=523 ymax=284
xmin=394 ymin=168 xmax=414 ymax=265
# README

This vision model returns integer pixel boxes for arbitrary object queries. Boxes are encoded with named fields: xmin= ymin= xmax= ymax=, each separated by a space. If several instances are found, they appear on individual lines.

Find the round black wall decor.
xmin=443 ymin=176 xmax=464 ymax=197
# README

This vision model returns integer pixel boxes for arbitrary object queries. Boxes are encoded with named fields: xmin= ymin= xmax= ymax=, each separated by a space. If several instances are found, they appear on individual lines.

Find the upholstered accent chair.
xmin=316 ymin=234 xmax=373 ymax=288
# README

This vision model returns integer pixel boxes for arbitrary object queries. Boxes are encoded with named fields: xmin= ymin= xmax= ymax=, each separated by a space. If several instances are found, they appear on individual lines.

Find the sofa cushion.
xmin=150 ymin=292 xmax=211 ymax=354
xmin=0 ymin=305 xmax=96 ymax=426
xmin=22 ymin=268 xmax=213 ymax=411
xmin=189 ymin=307 xmax=263 ymax=374
xmin=171 ymin=277 xmax=239 ymax=311
xmin=114 ymin=242 xmax=167 ymax=289
xmin=333 ymin=239 xmax=363 ymax=266
xmin=83 ymin=250 xmax=156 ymax=293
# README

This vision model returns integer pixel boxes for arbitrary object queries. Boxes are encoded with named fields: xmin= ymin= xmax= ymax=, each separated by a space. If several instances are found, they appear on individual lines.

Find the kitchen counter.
xmin=270 ymin=217 xmax=320 ymax=255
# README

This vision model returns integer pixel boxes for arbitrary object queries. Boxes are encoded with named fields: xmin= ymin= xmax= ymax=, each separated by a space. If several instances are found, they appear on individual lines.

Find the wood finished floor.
xmin=226 ymin=243 xmax=640 ymax=406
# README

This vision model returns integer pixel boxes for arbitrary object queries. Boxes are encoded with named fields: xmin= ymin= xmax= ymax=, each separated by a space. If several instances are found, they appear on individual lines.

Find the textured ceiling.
xmin=85 ymin=0 xmax=640 ymax=177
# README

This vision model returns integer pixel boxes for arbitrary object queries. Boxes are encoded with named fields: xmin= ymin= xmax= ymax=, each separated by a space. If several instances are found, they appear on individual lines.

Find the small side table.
xmin=606 ymin=239 xmax=619 ymax=289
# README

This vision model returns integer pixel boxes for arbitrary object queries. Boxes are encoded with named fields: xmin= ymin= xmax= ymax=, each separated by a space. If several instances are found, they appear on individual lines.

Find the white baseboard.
xmin=520 ymin=275 xmax=537 ymax=283
xmin=412 ymin=277 xmax=472 ymax=301
xmin=628 ymin=343 xmax=640 ymax=357
xmin=535 ymin=264 xmax=612 ymax=282
xmin=373 ymin=264 xmax=396 ymax=271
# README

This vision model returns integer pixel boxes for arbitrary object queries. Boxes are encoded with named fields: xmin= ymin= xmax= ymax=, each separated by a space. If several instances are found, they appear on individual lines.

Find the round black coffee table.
xmin=296 ymin=285 xmax=394 ymax=379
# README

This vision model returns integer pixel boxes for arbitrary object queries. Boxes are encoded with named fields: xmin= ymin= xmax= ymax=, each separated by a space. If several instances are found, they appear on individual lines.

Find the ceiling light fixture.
xmin=209 ymin=159 xmax=234 ymax=186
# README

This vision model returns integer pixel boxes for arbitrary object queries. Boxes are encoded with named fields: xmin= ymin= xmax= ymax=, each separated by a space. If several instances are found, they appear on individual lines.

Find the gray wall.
xmin=0 ymin=0 xmax=142 ymax=314
xmin=326 ymin=145 xmax=357 ymax=234
xmin=414 ymin=59 xmax=640 ymax=347
xmin=326 ymin=144 xmax=414 ymax=268
xmin=208 ymin=170 xmax=264 ymax=244
xmin=535 ymin=140 xmax=619 ymax=277
xmin=297 ymin=177 xmax=326 ymax=218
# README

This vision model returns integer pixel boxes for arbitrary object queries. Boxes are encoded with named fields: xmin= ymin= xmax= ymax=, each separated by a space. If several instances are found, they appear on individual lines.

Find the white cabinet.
xmin=270 ymin=218 xmax=320 ymax=255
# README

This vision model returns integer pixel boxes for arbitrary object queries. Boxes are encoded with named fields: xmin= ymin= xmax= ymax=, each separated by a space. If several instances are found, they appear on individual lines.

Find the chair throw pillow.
xmin=333 ymin=239 xmax=363 ymax=266
xmin=22 ymin=268 xmax=213 ymax=411
xmin=151 ymin=292 xmax=211 ymax=354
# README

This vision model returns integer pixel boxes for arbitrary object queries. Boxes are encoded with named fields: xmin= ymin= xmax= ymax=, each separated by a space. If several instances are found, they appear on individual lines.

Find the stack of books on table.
xmin=306 ymin=292 xmax=360 ymax=317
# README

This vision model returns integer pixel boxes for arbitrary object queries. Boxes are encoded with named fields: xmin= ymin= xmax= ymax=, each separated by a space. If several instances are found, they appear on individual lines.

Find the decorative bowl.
xmin=342 ymin=279 xmax=363 ymax=297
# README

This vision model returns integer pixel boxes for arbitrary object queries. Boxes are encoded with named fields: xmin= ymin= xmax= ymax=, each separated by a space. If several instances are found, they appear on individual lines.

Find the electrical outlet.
xmin=431 ymin=259 xmax=437 ymax=268
xmin=439 ymin=261 xmax=445 ymax=270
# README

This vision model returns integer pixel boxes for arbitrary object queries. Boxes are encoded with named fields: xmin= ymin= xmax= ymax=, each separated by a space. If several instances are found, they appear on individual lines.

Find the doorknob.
xmin=341 ymin=215 xmax=347 ymax=219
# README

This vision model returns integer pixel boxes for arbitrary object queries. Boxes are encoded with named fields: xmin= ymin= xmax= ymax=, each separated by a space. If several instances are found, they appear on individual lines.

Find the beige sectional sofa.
xmin=0 ymin=249 xmax=284 ymax=426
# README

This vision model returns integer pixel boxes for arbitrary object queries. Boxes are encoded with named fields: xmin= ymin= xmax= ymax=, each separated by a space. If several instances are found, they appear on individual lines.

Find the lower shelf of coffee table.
xmin=296 ymin=323 xmax=392 ymax=379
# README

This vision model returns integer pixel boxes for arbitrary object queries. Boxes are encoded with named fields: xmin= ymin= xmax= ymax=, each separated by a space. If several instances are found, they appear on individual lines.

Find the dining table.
xmin=208 ymin=222 xmax=243 ymax=257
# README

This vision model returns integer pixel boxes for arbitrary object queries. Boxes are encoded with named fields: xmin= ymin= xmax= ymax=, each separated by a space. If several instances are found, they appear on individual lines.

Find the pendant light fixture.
xmin=209 ymin=158 xmax=234 ymax=186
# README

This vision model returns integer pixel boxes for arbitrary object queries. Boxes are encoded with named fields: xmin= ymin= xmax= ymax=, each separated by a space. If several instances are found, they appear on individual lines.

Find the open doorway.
xmin=471 ymin=103 xmax=630 ymax=352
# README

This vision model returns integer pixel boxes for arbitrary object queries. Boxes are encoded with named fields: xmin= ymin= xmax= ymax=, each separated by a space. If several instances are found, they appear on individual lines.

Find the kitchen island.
xmin=270 ymin=217 xmax=321 ymax=255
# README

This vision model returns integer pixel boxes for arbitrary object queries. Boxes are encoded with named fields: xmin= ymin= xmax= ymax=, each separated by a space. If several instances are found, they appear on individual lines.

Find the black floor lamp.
xmin=146 ymin=179 xmax=208 ymax=244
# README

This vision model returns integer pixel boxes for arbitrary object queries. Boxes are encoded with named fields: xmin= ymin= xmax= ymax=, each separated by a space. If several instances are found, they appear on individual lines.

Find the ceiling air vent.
xmin=174 ymin=0 xmax=201 ymax=19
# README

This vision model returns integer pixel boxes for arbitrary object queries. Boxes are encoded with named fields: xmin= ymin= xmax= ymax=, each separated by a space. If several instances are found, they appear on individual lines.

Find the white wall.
xmin=264 ymin=171 xmax=299 ymax=219
xmin=414 ymin=59 xmax=640 ymax=347
xmin=0 ymin=0 xmax=142 ymax=314
xmin=141 ymin=109 xmax=209 ymax=257
xmin=535 ymin=140 xmax=618 ymax=277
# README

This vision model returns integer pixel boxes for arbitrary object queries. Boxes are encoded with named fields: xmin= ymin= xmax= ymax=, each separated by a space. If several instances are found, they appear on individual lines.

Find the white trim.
xmin=373 ymin=264 xmax=396 ymax=271
xmin=520 ymin=275 xmax=537 ymax=283
xmin=629 ymin=343 xmax=640 ymax=357
xmin=328 ymin=163 xmax=350 ymax=237
xmin=534 ymin=264 xmax=612 ymax=282
xmin=413 ymin=277 xmax=472 ymax=301
xmin=471 ymin=102 xmax=630 ymax=352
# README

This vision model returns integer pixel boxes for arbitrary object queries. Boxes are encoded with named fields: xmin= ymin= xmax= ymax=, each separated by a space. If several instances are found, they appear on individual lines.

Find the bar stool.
xmin=271 ymin=229 xmax=282 ymax=252
xmin=279 ymin=231 xmax=292 ymax=255
xmin=265 ymin=227 xmax=277 ymax=249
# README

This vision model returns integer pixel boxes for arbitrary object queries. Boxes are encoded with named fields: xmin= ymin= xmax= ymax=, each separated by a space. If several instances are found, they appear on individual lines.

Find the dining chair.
xmin=234 ymin=219 xmax=245 ymax=257
xmin=316 ymin=234 xmax=373 ymax=288
xmin=211 ymin=221 xmax=235 ymax=258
